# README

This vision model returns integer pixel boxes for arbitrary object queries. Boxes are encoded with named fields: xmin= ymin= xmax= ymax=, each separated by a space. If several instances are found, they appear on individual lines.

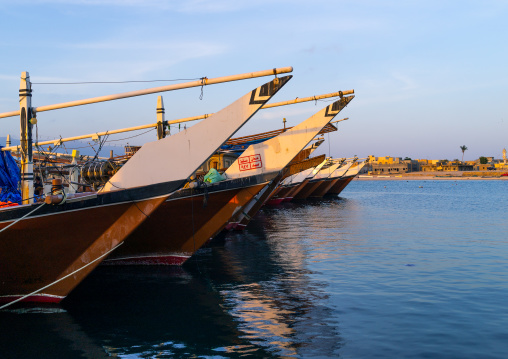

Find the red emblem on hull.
xmin=238 ymin=154 xmax=262 ymax=171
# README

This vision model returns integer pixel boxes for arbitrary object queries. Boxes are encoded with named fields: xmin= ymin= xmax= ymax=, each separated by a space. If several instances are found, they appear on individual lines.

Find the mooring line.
xmin=0 ymin=242 xmax=123 ymax=310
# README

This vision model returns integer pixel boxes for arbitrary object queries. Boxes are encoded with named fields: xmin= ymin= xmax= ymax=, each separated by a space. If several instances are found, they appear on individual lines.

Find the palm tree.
xmin=460 ymin=145 xmax=468 ymax=162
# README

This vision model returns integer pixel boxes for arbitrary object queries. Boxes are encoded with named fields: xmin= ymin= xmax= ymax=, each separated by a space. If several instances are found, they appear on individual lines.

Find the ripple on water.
xmin=1 ymin=181 xmax=507 ymax=358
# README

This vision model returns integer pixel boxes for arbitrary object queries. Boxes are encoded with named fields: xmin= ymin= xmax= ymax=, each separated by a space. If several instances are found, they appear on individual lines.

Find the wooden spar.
xmin=0 ymin=67 xmax=293 ymax=120
xmin=5 ymin=124 xmax=160 ymax=150
xmin=331 ymin=117 xmax=348 ymax=124
xmin=2 ymin=90 xmax=354 ymax=152
xmin=331 ymin=156 xmax=363 ymax=163
xmin=262 ymin=90 xmax=353 ymax=109
xmin=168 ymin=90 xmax=354 ymax=124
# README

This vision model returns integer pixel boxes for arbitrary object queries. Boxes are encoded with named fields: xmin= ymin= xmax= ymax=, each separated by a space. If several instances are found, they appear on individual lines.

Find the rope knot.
xmin=199 ymin=77 xmax=208 ymax=100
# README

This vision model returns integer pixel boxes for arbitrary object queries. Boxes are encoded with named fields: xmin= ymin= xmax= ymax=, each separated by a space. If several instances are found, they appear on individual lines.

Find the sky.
xmin=1 ymin=0 xmax=507 ymax=161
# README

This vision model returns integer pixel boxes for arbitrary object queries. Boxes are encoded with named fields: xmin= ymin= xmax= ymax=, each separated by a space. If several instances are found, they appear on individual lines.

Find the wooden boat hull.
xmin=227 ymin=172 xmax=283 ymax=230
xmin=326 ymin=176 xmax=355 ymax=195
xmin=104 ymin=173 xmax=274 ymax=265
xmin=263 ymin=157 xmax=327 ymax=204
xmin=0 ymin=180 xmax=183 ymax=304
xmin=0 ymin=76 xmax=291 ymax=304
xmin=286 ymin=179 xmax=310 ymax=201
xmin=273 ymin=185 xmax=293 ymax=201
xmin=292 ymin=179 xmax=325 ymax=200
xmin=224 ymin=96 xmax=355 ymax=228
xmin=268 ymin=155 xmax=328 ymax=203
xmin=308 ymin=178 xmax=337 ymax=198
xmin=263 ymin=185 xmax=284 ymax=206
xmin=264 ymin=197 xmax=285 ymax=206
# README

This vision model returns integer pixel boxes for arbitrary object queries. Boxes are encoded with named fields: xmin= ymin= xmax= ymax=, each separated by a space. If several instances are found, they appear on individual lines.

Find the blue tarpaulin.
xmin=219 ymin=138 xmax=273 ymax=153
xmin=0 ymin=146 xmax=21 ymax=203
xmin=220 ymin=134 xmax=277 ymax=153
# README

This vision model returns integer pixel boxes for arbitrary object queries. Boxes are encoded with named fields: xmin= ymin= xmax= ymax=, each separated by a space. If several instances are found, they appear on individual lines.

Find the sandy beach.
xmin=355 ymin=171 xmax=508 ymax=180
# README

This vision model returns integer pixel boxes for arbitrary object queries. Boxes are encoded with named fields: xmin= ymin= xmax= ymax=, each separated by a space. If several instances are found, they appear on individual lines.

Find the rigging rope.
xmin=31 ymin=78 xmax=202 ymax=85
xmin=0 ymin=203 xmax=46 ymax=234
xmin=104 ymin=180 xmax=150 ymax=219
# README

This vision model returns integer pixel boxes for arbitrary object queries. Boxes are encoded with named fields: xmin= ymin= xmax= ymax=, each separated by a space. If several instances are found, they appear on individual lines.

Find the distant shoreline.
xmin=355 ymin=172 xmax=508 ymax=181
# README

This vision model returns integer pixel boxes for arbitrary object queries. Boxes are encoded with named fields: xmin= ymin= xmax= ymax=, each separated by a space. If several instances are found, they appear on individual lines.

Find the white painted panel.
xmin=225 ymin=96 xmax=354 ymax=179
xmin=282 ymin=168 xmax=314 ymax=186
xmin=312 ymin=162 xmax=342 ymax=180
xmin=330 ymin=161 xmax=355 ymax=178
xmin=347 ymin=161 xmax=368 ymax=176
xmin=102 ymin=76 xmax=291 ymax=191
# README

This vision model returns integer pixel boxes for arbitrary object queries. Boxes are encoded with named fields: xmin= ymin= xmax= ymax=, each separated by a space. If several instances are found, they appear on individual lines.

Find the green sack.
xmin=203 ymin=168 xmax=226 ymax=183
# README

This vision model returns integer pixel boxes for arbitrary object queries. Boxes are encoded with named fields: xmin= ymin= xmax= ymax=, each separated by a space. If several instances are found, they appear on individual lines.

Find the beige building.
xmin=474 ymin=164 xmax=492 ymax=171
xmin=368 ymin=155 xmax=419 ymax=174
xmin=367 ymin=155 xmax=508 ymax=173
xmin=370 ymin=162 xmax=411 ymax=175
xmin=421 ymin=160 xmax=473 ymax=171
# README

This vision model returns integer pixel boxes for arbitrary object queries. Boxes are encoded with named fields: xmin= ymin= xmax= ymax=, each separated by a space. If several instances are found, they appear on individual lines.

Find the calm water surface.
xmin=1 ymin=180 xmax=507 ymax=358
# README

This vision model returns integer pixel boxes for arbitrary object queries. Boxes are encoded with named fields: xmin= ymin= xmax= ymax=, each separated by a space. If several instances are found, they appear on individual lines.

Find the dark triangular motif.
xmin=325 ymin=96 xmax=354 ymax=117
xmin=249 ymin=75 xmax=292 ymax=105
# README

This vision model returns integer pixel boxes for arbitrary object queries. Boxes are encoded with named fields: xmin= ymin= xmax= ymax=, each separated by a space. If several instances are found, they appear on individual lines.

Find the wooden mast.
xmin=156 ymin=96 xmax=166 ymax=140
xmin=19 ymin=72 xmax=34 ymax=204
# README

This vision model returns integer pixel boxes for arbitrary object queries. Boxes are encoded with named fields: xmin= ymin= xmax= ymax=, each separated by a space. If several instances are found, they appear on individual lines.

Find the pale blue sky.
xmin=1 ymin=0 xmax=507 ymax=160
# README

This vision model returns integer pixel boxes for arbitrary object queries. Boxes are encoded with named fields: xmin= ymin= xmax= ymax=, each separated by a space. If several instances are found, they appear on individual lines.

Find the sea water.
xmin=1 ymin=180 xmax=507 ymax=358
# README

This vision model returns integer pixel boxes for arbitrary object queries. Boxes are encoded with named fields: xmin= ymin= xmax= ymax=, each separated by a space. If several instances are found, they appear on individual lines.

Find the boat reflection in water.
xmin=206 ymin=200 xmax=348 ymax=358
xmin=63 ymin=266 xmax=277 ymax=358
xmin=0 ymin=199 xmax=348 ymax=358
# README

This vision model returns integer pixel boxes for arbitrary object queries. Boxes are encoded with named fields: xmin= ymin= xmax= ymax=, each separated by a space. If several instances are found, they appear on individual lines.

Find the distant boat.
xmin=274 ymin=159 xmax=326 ymax=202
xmin=325 ymin=160 xmax=369 ymax=196
xmin=310 ymin=159 xmax=356 ymax=198
xmin=293 ymin=158 xmax=345 ymax=200
xmin=264 ymin=152 xmax=326 ymax=206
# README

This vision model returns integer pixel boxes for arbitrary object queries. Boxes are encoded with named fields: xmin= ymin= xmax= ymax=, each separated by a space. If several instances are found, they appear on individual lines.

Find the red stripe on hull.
xmin=0 ymin=294 xmax=63 ymax=304
xmin=224 ymin=222 xmax=237 ymax=231
xmin=265 ymin=197 xmax=285 ymax=206
xmin=232 ymin=223 xmax=247 ymax=231
xmin=224 ymin=222 xmax=247 ymax=231
xmin=103 ymin=255 xmax=189 ymax=266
